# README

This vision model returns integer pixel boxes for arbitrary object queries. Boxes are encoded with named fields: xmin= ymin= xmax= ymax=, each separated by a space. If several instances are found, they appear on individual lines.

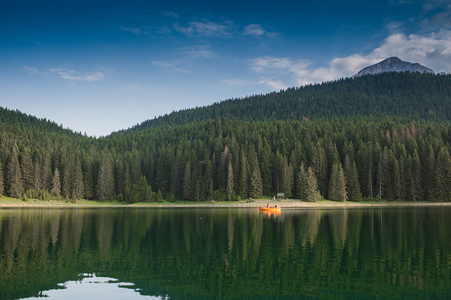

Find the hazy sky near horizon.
xmin=1 ymin=0 xmax=451 ymax=136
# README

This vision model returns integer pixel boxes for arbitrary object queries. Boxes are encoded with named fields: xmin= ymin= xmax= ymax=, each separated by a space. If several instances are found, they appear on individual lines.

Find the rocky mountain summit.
xmin=353 ymin=57 xmax=435 ymax=77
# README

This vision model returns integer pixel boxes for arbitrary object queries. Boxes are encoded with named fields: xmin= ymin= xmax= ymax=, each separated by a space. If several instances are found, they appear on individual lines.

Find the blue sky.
xmin=1 ymin=0 xmax=451 ymax=136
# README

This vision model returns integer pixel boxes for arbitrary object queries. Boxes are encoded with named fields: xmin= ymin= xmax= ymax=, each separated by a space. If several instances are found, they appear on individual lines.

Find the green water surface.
xmin=0 ymin=207 xmax=450 ymax=299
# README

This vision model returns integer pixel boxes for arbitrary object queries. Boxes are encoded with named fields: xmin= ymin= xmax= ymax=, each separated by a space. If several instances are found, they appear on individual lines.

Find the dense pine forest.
xmin=1 ymin=72 xmax=451 ymax=203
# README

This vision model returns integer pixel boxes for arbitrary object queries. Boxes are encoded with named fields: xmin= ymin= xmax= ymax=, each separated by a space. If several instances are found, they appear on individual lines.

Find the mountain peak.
xmin=353 ymin=57 xmax=434 ymax=78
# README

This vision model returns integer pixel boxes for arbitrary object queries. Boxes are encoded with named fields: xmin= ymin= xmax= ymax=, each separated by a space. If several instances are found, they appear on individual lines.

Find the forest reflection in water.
xmin=0 ymin=207 xmax=450 ymax=299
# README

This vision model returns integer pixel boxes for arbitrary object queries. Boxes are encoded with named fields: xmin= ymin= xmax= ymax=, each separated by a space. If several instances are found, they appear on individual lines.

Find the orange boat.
xmin=258 ymin=206 xmax=281 ymax=213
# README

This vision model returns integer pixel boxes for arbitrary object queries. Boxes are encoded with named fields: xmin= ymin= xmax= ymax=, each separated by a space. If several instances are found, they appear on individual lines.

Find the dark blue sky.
xmin=1 ymin=0 xmax=450 ymax=136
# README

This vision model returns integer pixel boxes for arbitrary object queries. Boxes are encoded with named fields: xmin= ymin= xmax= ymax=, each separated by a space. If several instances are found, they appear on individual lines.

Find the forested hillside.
xmin=129 ymin=72 xmax=451 ymax=131
xmin=1 ymin=72 xmax=451 ymax=203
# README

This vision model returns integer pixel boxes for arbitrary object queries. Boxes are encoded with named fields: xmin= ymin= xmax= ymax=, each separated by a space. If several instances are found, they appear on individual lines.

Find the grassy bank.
xmin=0 ymin=196 xmax=450 ymax=208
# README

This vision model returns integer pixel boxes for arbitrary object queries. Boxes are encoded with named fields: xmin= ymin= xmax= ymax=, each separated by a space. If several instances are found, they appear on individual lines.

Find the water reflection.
xmin=258 ymin=210 xmax=281 ymax=219
xmin=0 ymin=207 xmax=450 ymax=299
xmin=21 ymin=274 xmax=164 ymax=300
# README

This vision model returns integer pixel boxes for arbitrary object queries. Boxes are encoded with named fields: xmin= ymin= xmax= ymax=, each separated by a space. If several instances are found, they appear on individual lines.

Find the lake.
xmin=0 ymin=206 xmax=450 ymax=299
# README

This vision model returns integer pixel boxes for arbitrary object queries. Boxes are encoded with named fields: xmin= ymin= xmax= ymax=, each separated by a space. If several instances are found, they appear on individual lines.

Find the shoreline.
xmin=1 ymin=199 xmax=450 ymax=209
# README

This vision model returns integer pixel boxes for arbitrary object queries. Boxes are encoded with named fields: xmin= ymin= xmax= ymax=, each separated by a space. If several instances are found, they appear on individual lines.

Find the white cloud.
xmin=152 ymin=60 xmax=182 ymax=68
xmin=251 ymin=57 xmax=307 ymax=73
xmin=181 ymin=45 xmax=214 ymax=59
xmin=249 ymin=30 xmax=451 ymax=89
xmin=243 ymin=24 xmax=277 ymax=37
xmin=26 ymin=67 xmax=105 ymax=82
xmin=223 ymin=79 xmax=247 ymax=86
xmin=162 ymin=11 xmax=179 ymax=18
xmin=55 ymin=70 xmax=104 ymax=82
xmin=258 ymin=79 xmax=287 ymax=90
xmin=385 ymin=21 xmax=405 ymax=33
xmin=121 ymin=26 xmax=146 ymax=35
xmin=48 ymin=69 xmax=104 ymax=82
xmin=174 ymin=21 xmax=232 ymax=37
xmin=422 ymin=0 xmax=451 ymax=11
xmin=152 ymin=59 xmax=189 ymax=73
xmin=419 ymin=11 xmax=451 ymax=31
xmin=24 ymin=66 xmax=40 ymax=74
xmin=153 ymin=45 xmax=215 ymax=73
xmin=244 ymin=24 xmax=265 ymax=36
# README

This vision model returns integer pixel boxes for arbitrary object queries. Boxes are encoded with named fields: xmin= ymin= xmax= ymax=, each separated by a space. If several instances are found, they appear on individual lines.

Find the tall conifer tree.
xmin=344 ymin=156 xmax=361 ymax=201
xmin=73 ymin=159 xmax=84 ymax=200
xmin=20 ymin=147 xmax=34 ymax=191
xmin=433 ymin=147 xmax=451 ymax=202
xmin=51 ymin=168 xmax=61 ymax=196
xmin=226 ymin=160 xmax=234 ymax=199
xmin=296 ymin=163 xmax=308 ymax=201
xmin=239 ymin=150 xmax=249 ymax=199
xmin=183 ymin=161 xmax=192 ymax=201
xmin=0 ymin=162 xmax=4 ymax=196
xmin=41 ymin=154 xmax=52 ymax=190
xmin=306 ymin=167 xmax=321 ymax=202
xmin=7 ymin=145 xmax=23 ymax=198
xmin=328 ymin=163 xmax=347 ymax=202
xmin=96 ymin=154 xmax=114 ymax=201
xmin=412 ymin=150 xmax=423 ymax=201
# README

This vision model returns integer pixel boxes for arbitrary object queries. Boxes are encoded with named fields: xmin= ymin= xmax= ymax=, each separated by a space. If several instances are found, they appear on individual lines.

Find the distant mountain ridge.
xmin=124 ymin=72 xmax=451 ymax=133
xmin=353 ymin=57 xmax=435 ymax=77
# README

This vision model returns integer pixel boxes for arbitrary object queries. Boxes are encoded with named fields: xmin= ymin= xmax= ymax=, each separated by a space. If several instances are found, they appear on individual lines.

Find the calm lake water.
xmin=0 ymin=206 xmax=450 ymax=299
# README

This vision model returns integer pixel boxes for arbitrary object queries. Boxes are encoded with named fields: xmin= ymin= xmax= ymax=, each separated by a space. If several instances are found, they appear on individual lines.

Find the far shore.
xmin=1 ymin=198 xmax=450 ymax=209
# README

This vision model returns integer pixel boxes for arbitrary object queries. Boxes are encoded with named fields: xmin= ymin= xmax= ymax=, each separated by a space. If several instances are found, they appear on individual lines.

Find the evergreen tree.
xmin=218 ymin=146 xmax=229 ymax=190
xmin=239 ymin=150 xmax=249 ymax=199
xmin=51 ymin=168 xmax=61 ymax=197
xmin=344 ymin=156 xmax=361 ymax=201
xmin=306 ymin=167 xmax=321 ymax=202
xmin=82 ymin=156 xmax=95 ymax=199
xmin=226 ymin=160 xmax=234 ymax=199
xmin=130 ymin=150 xmax=142 ymax=185
xmin=250 ymin=168 xmax=263 ymax=198
xmin=377 ymin=161 xmax=382 ymax=199
xmin=96 ymin=154 xmax=114 ymax=201
xmin=424 ymin=144 xmax=436 ymax=201
xmin=156 ymin=189 xmax=163 ymax=202
xmin=146 ymin=185 xmax=153 ymax=202
xmin=20 ymin=147 xmax=34 ymax=191
xmin=34 ymin=160 xmax=42 ymax=190
xmin=405 ymin=155 xmax=414 ymax=201
xmin=296 ymin=163 xmax=308 ymax=201
xmin=170 ymin=147 xmax=183 ymax=198
xmin=0 ymin=162 xmax=4 ymax=197
xmin=328 ymin=163 xmax=347 ymax=202
xmin=260 ymin=140 xmax=273 ymax=195
xmin=123 ymin=162 xmax=131 ymax=196
xmin=281 ymin=160 xmax=293 ymax=198
xmin=249 ymin=147 xmax=262 ymax=198
xmin=7 ymin=145 xmax=23 ymax=198
xmin=202 ymin=160 xmax=214 ymax=201
xmin=61 ymin=160 xmax=71 ymax=198
xmin=412 ymin=150 xmax=423 ymax=201
xmin=433 ymin=147 xmax=451 ymax=202
xmin=392 ymin=157 xmax=402 ymax=200
xmin=137 ymin=176 xmax=149 ymax=203
xmin=73 ymin=159 xmax=84 ymax=200
xmin=41 ymin=154 xmax=52 ymax=190
xmin=311 ymin=143 xmax=327 ymax=196
xmin=380 ymin=147 xmax=393 ymax=200
xmin=183 ymin=161 xmax=192 ymax=201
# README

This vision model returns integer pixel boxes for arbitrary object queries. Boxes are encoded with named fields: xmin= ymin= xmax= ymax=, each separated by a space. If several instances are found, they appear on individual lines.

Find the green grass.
xmin=0 ymin=196 xmax=29 ymax=204
xmin=0 ymin=195 xmax=438 ymax=207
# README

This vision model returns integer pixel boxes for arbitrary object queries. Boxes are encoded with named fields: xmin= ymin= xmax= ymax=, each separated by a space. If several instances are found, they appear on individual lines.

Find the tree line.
xmin=1 ymin=113 xmax=450 ymax=202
